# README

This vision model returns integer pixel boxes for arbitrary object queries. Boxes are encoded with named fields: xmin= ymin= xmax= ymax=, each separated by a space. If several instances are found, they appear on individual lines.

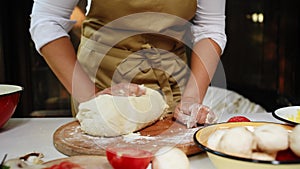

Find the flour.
xmin=122 ymin=132 xmax=156 ymax=143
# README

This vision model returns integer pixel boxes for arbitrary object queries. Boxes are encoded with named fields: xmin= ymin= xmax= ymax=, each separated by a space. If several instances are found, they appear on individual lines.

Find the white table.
xmin=0 ymin=113 xmax=282 ymax=168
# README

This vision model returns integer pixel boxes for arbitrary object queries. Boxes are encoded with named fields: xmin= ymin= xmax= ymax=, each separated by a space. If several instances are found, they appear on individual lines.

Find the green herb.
xmin=1 ymin=165 xmax=10 ymax=169
xmin=0 ymin=154 xmax=9 ymax=169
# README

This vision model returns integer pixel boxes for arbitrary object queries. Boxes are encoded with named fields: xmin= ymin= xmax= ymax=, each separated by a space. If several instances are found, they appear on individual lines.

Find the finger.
xmin=113 ymin=83 xmax=145 ymax=96
xmin=128 ymin=84 xmax=139 ymax=96
xmin=173 ymin=106 xmax=189 ymax=125
xmin=111 ymin=83 xmax=131 ymax=96
xmin=174 ymin=111 xmax=190 ymax=125
xmin=99 ymin=88 xmax=112 ymax=95
xmin=135 ymin=85 xmax=146 ymax=96
xmin=136 ymin=88 xmax=146 ymax=96
xmin=205 ymin=110 xmax=218 ymax=124
xmin=196 ymin=106 xmax=210 ymax=124
xmin=128 ymin=84 xmax=146 ymax=96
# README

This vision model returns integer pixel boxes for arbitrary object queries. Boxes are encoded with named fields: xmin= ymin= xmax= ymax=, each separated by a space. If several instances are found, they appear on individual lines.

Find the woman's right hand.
xmin=98 ymin=83 xmax=146 ymax=97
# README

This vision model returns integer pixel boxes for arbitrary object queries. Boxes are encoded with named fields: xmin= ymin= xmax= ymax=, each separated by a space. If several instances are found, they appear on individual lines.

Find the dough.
xmin=251 ymin=152 xmax=276 ymax=161
xmin=76 ymin=87 xmax=169 ymax=137
xmin=290 ymin=124 xmax=300 ymax=156
xmin=253 ymin=124 xmax=288 ymax=153
xmin=207 ymin=129 xmax=228 ymax=150
xmin=152 ymin=146 xmax=190 ymax=169
xmin=218 ymin=127 xmax=256 ymax=158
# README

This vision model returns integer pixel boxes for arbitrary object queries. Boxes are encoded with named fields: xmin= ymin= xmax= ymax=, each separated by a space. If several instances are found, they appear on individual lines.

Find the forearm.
xmin=182 ymin=38 xmax=222 ymax=103
xmin=40 ymin=37 xmax=99 ymax=103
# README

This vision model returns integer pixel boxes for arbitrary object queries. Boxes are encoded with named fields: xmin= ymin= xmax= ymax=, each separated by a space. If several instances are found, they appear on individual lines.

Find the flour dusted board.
xmin=53 ymin=116 xmax=203 ymax=156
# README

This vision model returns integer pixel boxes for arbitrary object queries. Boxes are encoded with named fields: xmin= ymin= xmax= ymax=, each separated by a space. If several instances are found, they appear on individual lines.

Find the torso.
xmin=76 ymin=0 xmax=197 ymax=113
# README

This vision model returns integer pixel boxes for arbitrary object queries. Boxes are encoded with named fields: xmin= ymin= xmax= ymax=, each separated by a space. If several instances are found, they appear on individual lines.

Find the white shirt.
xmin=29 ymin=0 xmax=227 ymax=53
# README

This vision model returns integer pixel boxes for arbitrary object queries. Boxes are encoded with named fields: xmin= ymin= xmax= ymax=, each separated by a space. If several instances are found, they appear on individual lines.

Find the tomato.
xmin=106 ymin=147 xmax=153 ymax=169
xmin=276 ymin=149 xmax=300 ymax=161
xmin=227 ymin=116 xmax=251 ymax=122
xmin=46 ymin=161 xmax=82 ymax=169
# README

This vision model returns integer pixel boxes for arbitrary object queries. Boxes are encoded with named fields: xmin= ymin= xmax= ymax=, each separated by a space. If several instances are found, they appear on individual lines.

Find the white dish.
xmin=272 ymin=106 xmax=300 ymax=125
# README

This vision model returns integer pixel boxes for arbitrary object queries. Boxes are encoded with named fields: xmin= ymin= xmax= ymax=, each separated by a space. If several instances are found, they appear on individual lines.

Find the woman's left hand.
xmin=173 ymin=100 xmax=217 ymax=128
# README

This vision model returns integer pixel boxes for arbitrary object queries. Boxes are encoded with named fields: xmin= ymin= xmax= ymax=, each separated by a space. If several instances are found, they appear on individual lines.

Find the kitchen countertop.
xmin=0 ymin=113 xmax=282 ymax=168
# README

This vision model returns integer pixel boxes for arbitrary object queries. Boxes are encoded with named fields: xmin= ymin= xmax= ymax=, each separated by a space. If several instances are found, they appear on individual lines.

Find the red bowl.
xmin=0 ymin=84 xmax=23 ymax=128
xmin=106 ymin=147 xmax=153 ymax=169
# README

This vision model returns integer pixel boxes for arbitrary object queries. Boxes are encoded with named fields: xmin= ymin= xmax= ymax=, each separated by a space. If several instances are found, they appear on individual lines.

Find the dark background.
xmin=0 ymin=0 xmax=299 ymax=117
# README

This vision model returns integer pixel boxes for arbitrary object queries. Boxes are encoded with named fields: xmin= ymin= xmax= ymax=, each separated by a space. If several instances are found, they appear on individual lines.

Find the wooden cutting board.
xmin=53 ymin=116 xmax=203 ymax=156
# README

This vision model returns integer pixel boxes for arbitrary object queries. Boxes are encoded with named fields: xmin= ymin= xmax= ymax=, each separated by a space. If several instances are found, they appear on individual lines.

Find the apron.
xmin=73 ymin=0 xmax=197 ymax=115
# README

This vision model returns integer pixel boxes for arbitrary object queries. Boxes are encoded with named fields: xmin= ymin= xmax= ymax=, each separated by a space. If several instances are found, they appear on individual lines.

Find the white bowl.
xmin=273 ymin=106 xmax=300 ymax=125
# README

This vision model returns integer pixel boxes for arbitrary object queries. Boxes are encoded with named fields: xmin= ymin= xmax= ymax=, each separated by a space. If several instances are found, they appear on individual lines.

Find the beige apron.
xmin=74 ymin=0 xmax=197 ymax=115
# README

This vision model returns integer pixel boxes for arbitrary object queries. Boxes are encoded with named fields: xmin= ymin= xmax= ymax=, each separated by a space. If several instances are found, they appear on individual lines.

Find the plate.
xmin=272 ymin=106 xmax=300 ymax=125
xmin=44 ymin=155 xmax=113 ymax=169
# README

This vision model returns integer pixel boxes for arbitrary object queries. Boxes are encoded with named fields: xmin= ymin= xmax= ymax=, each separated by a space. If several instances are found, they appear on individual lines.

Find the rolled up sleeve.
xmin=29 ymin=0 xmax=79 ymax=53
xmin=192 ymin=0 xmax=227 ymax=53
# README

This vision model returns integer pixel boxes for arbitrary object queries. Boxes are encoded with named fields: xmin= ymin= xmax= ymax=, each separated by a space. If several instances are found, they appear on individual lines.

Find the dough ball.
xmin=254 ymin=124 xmax=288 ymax=153
xmin=207 ymin=129 xmax=228 ymax=150
xmin=76 ymin=86 xmax=169 ymax=137
xmin=251 ymin=152 xmax=276 ymax=161
xmin=152 ymin=146 xmax=190 ymax=169
xmin=218 ymin=127 xmax=256 ymax=158
xmin=290 ymin=125 xmax=300 ymax=157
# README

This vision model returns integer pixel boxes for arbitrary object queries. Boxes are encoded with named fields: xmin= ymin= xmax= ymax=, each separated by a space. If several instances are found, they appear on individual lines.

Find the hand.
xmin=174 ymin=98 xmax=217 ymax=128
xmin=98 ymin=83 xmax=146 ymax=97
